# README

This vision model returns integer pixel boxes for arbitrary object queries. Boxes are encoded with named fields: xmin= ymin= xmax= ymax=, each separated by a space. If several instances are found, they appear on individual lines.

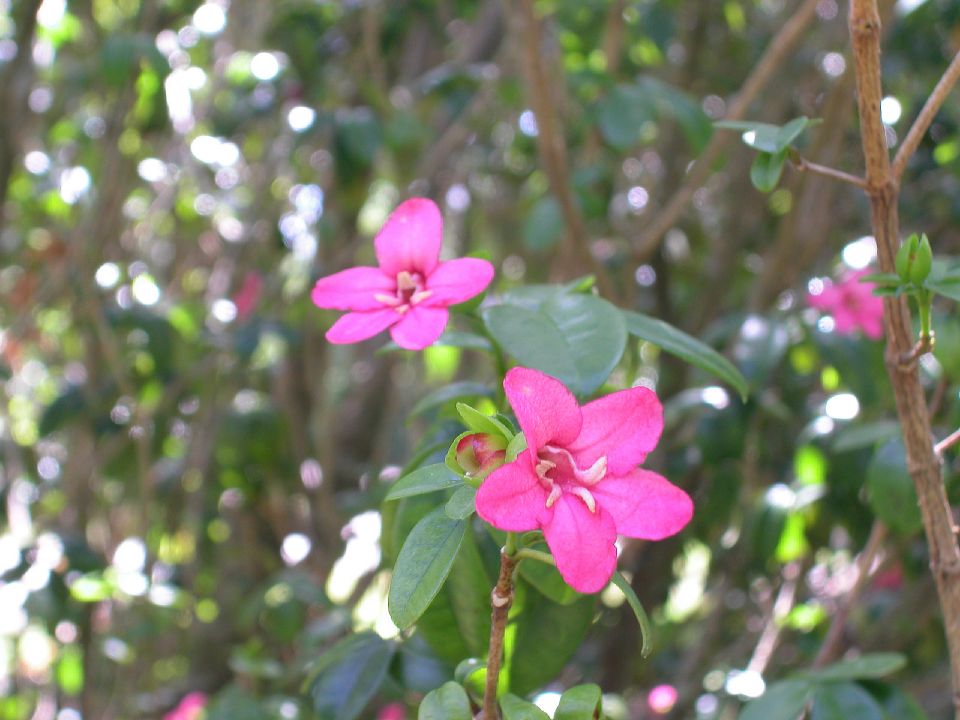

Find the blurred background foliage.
xmin=2 ymin=0 xmax=960 ymax=718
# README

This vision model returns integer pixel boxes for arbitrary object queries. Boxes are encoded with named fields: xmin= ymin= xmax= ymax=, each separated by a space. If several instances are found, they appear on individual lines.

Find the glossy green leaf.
xmin=738 ymin=680 xmax=812 ymax=720
xmin=501 ymin=694 xmax=551 ymax=720
xmin=388 ymin=507 xmax=467 ymax=629
xmin=445 ymin=485 xmax=476 ymax=520
xmin=483 ymin=294 xmax=627 ymax=396
xmin=750 ymin=150 xmax=787 ymax=192
xmin=805 ymin=653 xmax=907 ymax=682
xmin=716 ymin=116 xmax=817 ymax=153
xmin=622 ymin=310 xmax=748 ymax=400
xmin=611 ymin=572 xmax=652 ymax=657
xmin=410 ymin=382 xmax=495 ymax=418
xmin=307 ymin=632 xmax=395 ymax=720
xmin=385 ymin=464 xmax=463 ymax=501
xmin=866 ymin=439 xmax=923 ymax=536
xmin=418 ymin=682 xmax=472 ymax=720
xmin=810 ymin=682 xmax=885 ymax=720
xmin=457 ymin=402 xmax=513 ymax=439
xmin=519 ymin=552 xmax=580 ymax=605
xmin=555 ymin=684 xmax=602 ymax=720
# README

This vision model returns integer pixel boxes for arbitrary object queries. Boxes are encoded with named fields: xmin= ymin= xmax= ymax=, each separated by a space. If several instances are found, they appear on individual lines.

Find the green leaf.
xmin=385 ymin=464 xmax=464 ymax=501
xmin=519 ymin=551 xmax=580 ymax=605
xmin=925 ymin=278 xmax=960 ymax=302
xmin=483 ymin=294 xmax=627 ymax=396
xmin=523 ymin=196 xmax=565 ymax=251
xmin=716 ymin=116 xmax=818 ymax=153
xmin=388 ymin=507 xmax=467 ymax=629
xmin=410 ymin=382 xmax=495 ymax=418
xmin=555 ymin=684 xmax=602 ymax=720
xmin=639 ymin=77 xmax=713 ymax=153
xmin=457 ymin=402 xmax=513 ymax=439
xmin=750 ymin=150 xmax=788 ymax=192
xmin=738 ymin=680 xmax=812 ymax=720
xmin=832 ymin=420 xmax=901 ymax=452
xmin=866 ymin=439 xmax=923 ymax=536
xmin=501 ymin=695 xmax=551 ymax=720
xmin=445 ymin=485 xmax=477 ymax=520
xmin=622 ymin=310 xmax=748 ymax=400
xmin=805 ymin=653 xmax=907 ymax=682
xmin=596 ymin=84 xmax=654 ymax=149
xmin=810 ymin=682 xmax=885 ymax=720
xmin=306 ymin=632 xmax=395 ymax=720
xmin=610 ymin=572 xmax=653 ymax=658
xmin=505 ymin=432 xmax=528 ymax=462
xmin=418 ymin=682 xmax=472 ymax=720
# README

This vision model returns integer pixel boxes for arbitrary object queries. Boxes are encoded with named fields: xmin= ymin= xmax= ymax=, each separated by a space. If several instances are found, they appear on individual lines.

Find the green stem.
xmin=514 ymin=547 xmax=555 ymax=566
xmin=918 ymin=289 xmax=933 ymax=341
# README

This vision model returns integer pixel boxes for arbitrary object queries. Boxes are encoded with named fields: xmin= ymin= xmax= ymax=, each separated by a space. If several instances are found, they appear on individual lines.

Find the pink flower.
xmin=807 ymin=269 xmax=884 ymax=340
xmin=311 ymin=198 xmax=495 ymax=350
xmin=376 ymin=703 xmax=407 ymax=720
xmin=475 ymin=368 xmax=693 ymax=593
xmin=647 ymin=684 xmax=678 ymax=714
xmin=232 ymin=272 xmax=263 ymax=321
xmin=164 ymin=692 xmax=207 ymax=720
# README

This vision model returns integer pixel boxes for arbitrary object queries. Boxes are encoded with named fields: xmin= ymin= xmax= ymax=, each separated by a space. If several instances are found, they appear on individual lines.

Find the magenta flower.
xmin=475 ymin=368 xmax=693 ymax=593
xmin=807 ymin=268 xmax=884 ymax=340
xmin=311 ymin=198 xmax=495 ymax=350
xmin=164 ymin=692 xmax=207 ymax=720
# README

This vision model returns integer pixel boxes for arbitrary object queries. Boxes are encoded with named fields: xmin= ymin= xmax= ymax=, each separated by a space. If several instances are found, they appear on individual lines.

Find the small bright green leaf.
xmin=389 ymin=508 xmax=467 ymax=629
xmin=445 ymin=485 xmax=477 ymax=520
xmin=454 ymin=658 xmax=485 ymax=684
xmin=307 ymin=632 xmax=395 ymax=720
xmin=866 ymin=439 xmax=923 ymax=536
xmin=55 ymin=646 xmax=84 ymax=695
xmin=501 ymin=694 xmax=551 ymax=720
xmin=805 ymin=653 xmax=907 ymax=682
xmin=385 ymin=464 xmax=463 ymax=501
xmin=738 ymin=680 xmax=813 ymax=720
xmin=418 ymin=682 xmax=472 ymax=720
xmin=410 ymin=382 xmax=495 ymax=418
xmin=610 ymin=572 xmax=652 ymax=658
xmin=555 ymin=684 xmax=602 ymax=720
xmin=622 ymin=310 xmax=748 ymax=400
xmin=750 ymin=150 xmax=787 ymax=192
xmin=457 ymin=402 xmax=513 ymax=439
xmin=810 ymin=682 xmax=885 ymax=720
xmin=505 ymin=432 xmax=528 ymax=462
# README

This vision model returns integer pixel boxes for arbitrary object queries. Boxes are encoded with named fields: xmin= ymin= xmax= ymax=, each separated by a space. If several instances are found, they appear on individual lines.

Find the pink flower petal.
xmin=325 ymin=309 xmax=400 ymax=344
xmin=503 ymin=368 xmax=581 ymax=451
xmin=807 ymin=284 xmax=839 ymax=311
xmin=542 ymin=495 xmax=617 ymax=594
xmin=567 ymin=386 xmax=663 ymax=475
xmin=374 ymin=198 xmax=442 ymax=277
xmin=312 ymin=267 xmax=395 ymax=311
xmin=591 ymin=470 xmax=693 ymax=540
xmin=423 ymin=258 xmax=495 ymax=306
xmin=832 ymin=306 xmax=858 ymax=334
xmin=475 ymin=451 xmax=549 ymax=532
xmin=389 ymin=306 xmax=449 ymax=350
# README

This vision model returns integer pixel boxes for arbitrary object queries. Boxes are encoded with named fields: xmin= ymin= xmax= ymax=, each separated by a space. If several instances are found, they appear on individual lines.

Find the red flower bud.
xmin=455 ymin=433 xmax=507 ymax=480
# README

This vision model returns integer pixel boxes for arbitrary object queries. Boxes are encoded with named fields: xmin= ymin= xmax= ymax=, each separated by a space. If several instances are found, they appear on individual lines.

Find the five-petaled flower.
xmin=475 ymin=367 xmax=693 ymax=593
xmin=311 ymin=198 xmax=494 ymax=350
xmin=807 ymin=268 xmax=884 ymax=340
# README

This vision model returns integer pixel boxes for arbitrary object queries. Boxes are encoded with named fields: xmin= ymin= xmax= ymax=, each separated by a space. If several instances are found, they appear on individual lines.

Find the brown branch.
xmin=482 ymin=551 xmax=519 ymax=720
xmin=813 ymin=521 xmax=888 ymax=667
xmin=892 ymin=49 xmax=960 ymax=180
xmin=794 ymin=156 xmax=867 ymax=188
xmin=509 ymin=0 xmax=612 ymax=296
xmin=632 ymin=0 xmax=821 ymax=263
xmin=849 ymin=1 xmax=960 ymax=713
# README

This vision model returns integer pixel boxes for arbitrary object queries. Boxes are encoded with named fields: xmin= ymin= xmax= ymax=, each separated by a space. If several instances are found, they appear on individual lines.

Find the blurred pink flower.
xmin=233 ymin=272 xmax=263 ymax=321
xmin=164 ymin=692 xmax=207 ymax=720
xmin=807 ymin=269 xmax=884 ymax=340
xmin=475 ymin=368 xmax=693 ymax=593
xmin=311 ymin=198 xmax=494 ymax=350
xmin=647 ymin=684 xmax=678 ymax=714
xmin=376 ymin=702 xmax=407 ymax=720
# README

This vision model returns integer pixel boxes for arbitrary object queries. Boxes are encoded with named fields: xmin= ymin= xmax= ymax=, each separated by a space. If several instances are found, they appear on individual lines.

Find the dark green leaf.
xmin=622 ymin=310 xmax=748 ymax=400
xmin=805 ymin=653 xmax=907 ymax=682
xmin=519 ymin=551 xmax=580 ymax=606
xmin=410 ymin=382 xmax=495 ymax=417
xmin=500 ymin=694 xmax=551 ymax=720
xmin=523 ymin=196 xmax=564 ymax=251
xmin=738 ymin=680 xmax=812 ymax=720
xmin=445 ymin=485 xmax=476 ymax=520
xmin=639 ymin=77 xmax=713 ymax=153
xmin=389 ymin=508 xmax=467 ymax=629
xmin=750 ymin=150 xmax=787 ymax=192
xmin=418 ymin=682 xmax=472 ymax=720
xmin=385 ymin=464 xmax=464 ymax=501
xmin=483 ymin=294 xmax=627 ymax=396
xmin=307 ymin=632 xmax=395 ymax=720
xmin=555 ymin=684 xmax=602 ymax=720
xmin=866 ymin=439 xmax=923 ymax=536
xmin=810 ymin=682 xmax=885 ymax=720
xmin=596 ymin=85 xmax=653 ymax=149
xmin=832 ymin=421 xmax=901 ymax=452
xmin=611 ymin=572 xmax=652 ymax=658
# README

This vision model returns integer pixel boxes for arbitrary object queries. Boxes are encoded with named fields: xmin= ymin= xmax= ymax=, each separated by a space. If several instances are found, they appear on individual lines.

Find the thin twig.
xmin=482 ymin=551 xmax=519 ymax=720
xmin=746 ymin=563 xmax=801 ymax=675
xmin=935 ymin=428 xmax=960 ymax=458
xmin=633 ymin=0 xmax=821 ymax=262
xmin=812 ymin=521 xmax=888 ymax=667
xmin=794 ymin=157 xmax=868 ymax=188
xmin=892 ymin=49 xmax=960 ymax=180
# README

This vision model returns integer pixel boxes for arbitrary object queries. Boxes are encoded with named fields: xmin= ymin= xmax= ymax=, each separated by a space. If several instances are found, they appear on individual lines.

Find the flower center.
xmin=374 ymin=271 xmax=433 ymax=314
xmin=534 ymin=445 xmax=607 ymax=513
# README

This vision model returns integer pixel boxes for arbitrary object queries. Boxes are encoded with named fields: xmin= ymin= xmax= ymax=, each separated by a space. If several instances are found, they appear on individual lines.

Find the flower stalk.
xmin=482 ymin=533 xmax=520 ymax=720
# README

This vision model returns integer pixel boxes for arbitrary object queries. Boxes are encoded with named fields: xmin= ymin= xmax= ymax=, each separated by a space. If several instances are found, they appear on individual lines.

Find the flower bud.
xmin=895 ymin=234 xmax=919 ymax=282
xmin=455 ymin=432 xmax=507 ymax=481
xmin=910 ymin=233 xmax=933 ymax=285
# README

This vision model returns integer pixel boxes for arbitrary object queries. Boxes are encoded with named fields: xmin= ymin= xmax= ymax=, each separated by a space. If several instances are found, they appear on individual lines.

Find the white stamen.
xmin=545 ymin=485 xmax=563 ymax=508
xmin=410 ymin=289 xmax=433 ymax=305
xmin=570 ymin=486 xmax=597 ymax=513
xmin=374 ymin=293 xmax=402 ymax=307
xmin=396 ymin=271 xmax=417 ymax=291
xmin=541 ymin=445 xmax=608 ymax=485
